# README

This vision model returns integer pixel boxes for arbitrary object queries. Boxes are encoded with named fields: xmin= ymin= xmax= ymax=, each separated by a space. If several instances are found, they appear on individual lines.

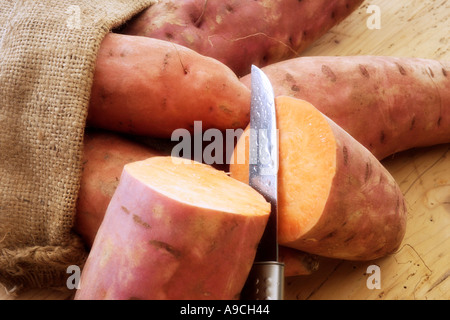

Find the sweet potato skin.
xmin=75 ymin=158 xmax=269 ymax=300
xmin=87 ymin=33 xmax=250 ymax=138
xmin=121 ymin=0 xmax=364 ymax=76
xmin=241 ymin=56 xmax=450 ymax=160
xmin=75 ymin=130 xmax=162 ymax=247
xmin=286 ymin=114 xmax=407 ymax=260
xmin=230 ymin=97 xmax=407 ymax=260
xmin=279 ymin=247 xmax=319 ymax=277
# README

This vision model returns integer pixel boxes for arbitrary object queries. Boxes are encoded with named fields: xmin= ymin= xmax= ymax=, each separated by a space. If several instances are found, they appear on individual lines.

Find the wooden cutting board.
xmin=1 ymin=0 xmax=449 ymax=300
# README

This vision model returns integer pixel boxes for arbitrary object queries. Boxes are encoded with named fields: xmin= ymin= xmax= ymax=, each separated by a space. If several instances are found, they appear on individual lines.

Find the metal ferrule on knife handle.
xmin=241 ymin=262 xmax=285 ymax=300
xmin=240 ymin=65 xmax=284 ymax=300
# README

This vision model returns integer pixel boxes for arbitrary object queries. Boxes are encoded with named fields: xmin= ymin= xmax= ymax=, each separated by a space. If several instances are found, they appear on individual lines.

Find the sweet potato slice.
xmin=75 ymin=156 xmax=270 ymax=300
xmin=230 ymin=96 xmax=407 ymax=261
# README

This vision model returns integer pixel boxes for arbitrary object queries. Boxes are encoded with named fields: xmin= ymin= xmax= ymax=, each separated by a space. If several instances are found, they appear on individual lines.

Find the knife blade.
xmin=240 ymin=65 xmax=284 ymax=300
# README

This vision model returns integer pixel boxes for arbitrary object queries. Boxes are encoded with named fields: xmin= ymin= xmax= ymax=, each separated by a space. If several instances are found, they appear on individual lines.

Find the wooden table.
xmin=1 ymin=0 xmax=449 ymax=300
xmin=284 ymin=0 xmax=450 ymax=300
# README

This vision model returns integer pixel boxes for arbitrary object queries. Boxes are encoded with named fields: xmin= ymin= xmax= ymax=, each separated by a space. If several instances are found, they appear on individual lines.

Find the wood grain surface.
xmin=1 ymin=0 xmax=449 ymax=300
xmin=285 ymin=0 xmax=449 ymax=300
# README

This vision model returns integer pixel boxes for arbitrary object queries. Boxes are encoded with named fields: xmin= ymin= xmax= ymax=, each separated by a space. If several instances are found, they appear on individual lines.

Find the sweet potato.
xmin=75 ymin=130 xmax=162 ymax=247
xmin=87 ymin=33 xmax=250 ymax=138
xmin=120 ymin=0 xmax=364 ymax=76
xmin=75 ymin=130 xmax=318 ymax=277
xmin=74 ymin=157 xmax=271 ymax=300
xmin=240 ymin=56 xmax=450 ymax=160
xmin=230 ymin=96 xmax=407 ymax=261
xmin=280 ymin=247 xmax=319 ymax=277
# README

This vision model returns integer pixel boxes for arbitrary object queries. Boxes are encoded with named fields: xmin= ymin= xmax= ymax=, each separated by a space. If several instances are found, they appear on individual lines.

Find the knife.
xmin=240 ymin=65 xmax=284 ymax=300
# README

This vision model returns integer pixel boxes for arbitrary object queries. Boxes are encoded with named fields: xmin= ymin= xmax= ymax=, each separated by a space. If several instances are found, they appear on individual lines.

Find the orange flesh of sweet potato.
xmin=87 ymin=33 xmax=250 ymax=137
xmin=240 ymin=56 xmax=450 ymax=160
xmin=125 ymin=158 xmax=270 ymax=215
xmin=75 ymin=156 xmax=270 ymax=300
xmin=230 ymin=96 xmax=407 ymax=261
xmin=121 ymin=0 xmax=364 ymax=76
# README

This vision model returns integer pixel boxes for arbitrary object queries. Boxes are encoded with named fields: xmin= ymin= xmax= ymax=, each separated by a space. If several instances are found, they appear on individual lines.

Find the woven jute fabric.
xmin=0 ymin=0 xmax=155 ymax=294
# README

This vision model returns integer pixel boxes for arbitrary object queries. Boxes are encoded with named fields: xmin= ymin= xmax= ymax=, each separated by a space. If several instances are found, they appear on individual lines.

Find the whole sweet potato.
xmin=230 ymin=96 xmax=407 ymax=261
xmin=240 ymin=56 xmax=450 ymax=160
xmin=121 ymin=0 xmax=364 ymax=76
xmin=75 ymin=157 xmax=271 ymax=300
xmin=87 ymin=33 xmax=250 ymax=138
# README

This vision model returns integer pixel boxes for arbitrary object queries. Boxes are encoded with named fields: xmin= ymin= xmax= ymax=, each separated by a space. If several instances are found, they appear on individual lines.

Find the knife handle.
xmin=240 ymin=261 xmax=285 ymax=300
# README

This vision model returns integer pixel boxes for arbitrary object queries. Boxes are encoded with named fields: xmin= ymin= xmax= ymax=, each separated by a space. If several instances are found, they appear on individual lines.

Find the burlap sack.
xmin=0 ymin=0 xmax=155 ymax=294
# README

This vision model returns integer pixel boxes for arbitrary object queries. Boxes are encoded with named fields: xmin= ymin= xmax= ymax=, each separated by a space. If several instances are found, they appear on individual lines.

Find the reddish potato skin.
xmin=74 ymin=162 xmax=269 ymax=300
xmin=87 ymin=33 xmax=250 ymax=138
xmin=241 ymin=56 xmax=450 ymax=160
xmin=75 ymin=130 xmax=162 ymax=247
xmin=121 ymin=0 xmax=364 ymax=76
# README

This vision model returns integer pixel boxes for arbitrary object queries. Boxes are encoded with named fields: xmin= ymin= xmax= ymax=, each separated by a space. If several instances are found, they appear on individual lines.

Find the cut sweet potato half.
xmin=230 ymin=96 xmax=407 ymax=260
xmin=75 ymin=156 xmax=270 ymax=300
